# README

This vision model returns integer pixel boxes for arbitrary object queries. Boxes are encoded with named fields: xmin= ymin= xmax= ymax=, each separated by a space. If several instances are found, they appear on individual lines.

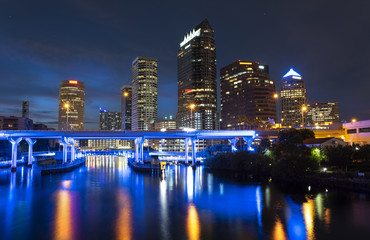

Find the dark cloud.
xmin=0 ymin=0 xmax=369 ymax=130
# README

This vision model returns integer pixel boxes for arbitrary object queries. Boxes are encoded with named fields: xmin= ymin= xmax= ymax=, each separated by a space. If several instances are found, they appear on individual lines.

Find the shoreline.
xmin=206 ymin=167 xmax=370 ymax=193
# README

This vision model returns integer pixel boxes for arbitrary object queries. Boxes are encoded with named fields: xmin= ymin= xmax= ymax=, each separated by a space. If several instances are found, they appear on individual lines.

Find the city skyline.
xmin=0 ymin=0 xmax=369 ymax=129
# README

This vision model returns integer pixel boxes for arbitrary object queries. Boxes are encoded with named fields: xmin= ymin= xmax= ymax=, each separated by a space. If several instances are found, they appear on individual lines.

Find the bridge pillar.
xmin=61 ymin=137 xmax=69 ymax=164
xmin=140 ymin=137 xmax=145 ymax=164
xmin=9 ymin=137 xmax=22 ymax=172
xmin=190 ymin=138 xmax=197 ymax=167
xmin=69 ymin=138 xmax=76 ymax=162
xmin=229 ymin=138 xmax=239 ymax=152
xmin=184 ymin=137 xmax=190 ymax=165
xmin=243 ymin=137 xmax=254 ymax=151
xmin=25 ymin=138 xmax=37 ymax=167
xmin=134 ymin=137 xmax=141 ymax=163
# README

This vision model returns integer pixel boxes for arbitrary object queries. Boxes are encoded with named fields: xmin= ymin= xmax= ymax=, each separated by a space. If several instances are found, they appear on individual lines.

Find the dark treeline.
xmin=204 ymin=129 xmax=370 ymax=180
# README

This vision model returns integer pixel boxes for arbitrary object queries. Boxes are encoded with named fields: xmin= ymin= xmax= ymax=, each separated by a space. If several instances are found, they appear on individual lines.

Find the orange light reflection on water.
xmin=116 ymin=189 xmax=132 ymax=240
xmin=187 ymin=203 xmax=200 ymax=240
xmin=303 ymin=198 xmax=315 ymax=240
xmin=273 ymin=218 xmax=287 ymax=240
xmin=54 ymin=190 xmax=73 ymax=240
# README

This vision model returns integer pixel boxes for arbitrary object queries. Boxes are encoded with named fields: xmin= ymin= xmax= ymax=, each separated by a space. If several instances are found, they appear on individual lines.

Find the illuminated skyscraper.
xmin=280 ymin=69 xmax=306 ymax=127
xmin=99 ymin=107 xmax=121 ymax=130
xmin=131 ymin=57 xmax=158 ymax=131
xmin=177 ymin=18 xmax=218 ymax=130
xmin=220 ymin=61 xmax=276 ymax=130
xmin=58 ymin=80 xmax=85 ymax=130
xmin=306 ymin=102 xmax=340 ymax=125
xmin=121 ymin=85 xmax=132 ymax=130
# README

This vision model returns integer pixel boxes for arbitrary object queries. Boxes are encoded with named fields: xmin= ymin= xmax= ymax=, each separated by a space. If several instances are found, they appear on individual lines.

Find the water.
xmin=0 ymin=155 xmax=370 ymax=240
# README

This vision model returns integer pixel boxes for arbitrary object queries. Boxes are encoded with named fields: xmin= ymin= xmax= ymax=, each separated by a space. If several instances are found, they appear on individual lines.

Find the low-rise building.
xmin=303 ymin=137 xmax=347 ymax=148
xmin=0 ymin=116 xmax=33 ymax=130
xmin=343 ymin=120 xmax=370 ymax=145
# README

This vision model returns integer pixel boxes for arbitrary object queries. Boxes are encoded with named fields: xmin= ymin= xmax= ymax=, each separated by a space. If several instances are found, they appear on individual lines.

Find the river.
xmin=0 ymin=155 xmax=369 ymax=240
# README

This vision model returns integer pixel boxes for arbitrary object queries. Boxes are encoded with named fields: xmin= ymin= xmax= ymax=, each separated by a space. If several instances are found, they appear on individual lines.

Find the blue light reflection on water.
xmin=0 ymin=155 xmax=370 ymax=239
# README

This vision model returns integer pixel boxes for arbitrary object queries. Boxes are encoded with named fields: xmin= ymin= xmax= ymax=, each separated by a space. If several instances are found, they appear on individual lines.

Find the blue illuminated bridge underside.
xmin=0 ymin=130 xmax=256 ymax=170
xmin=0 ymin=130 xmax=256 ymax=140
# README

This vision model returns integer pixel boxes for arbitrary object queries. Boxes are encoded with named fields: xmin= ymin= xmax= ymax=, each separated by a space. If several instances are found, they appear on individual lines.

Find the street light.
xmin=189 ymin=103 xmax=196 ymax=129
xmin=273 ymin=93 xmax=279 ymax=99
xmin=352 ymin=118 xmax=357 ymax=123
xmin=123 ymin=92 xmax=129 ymax=130
xmin=64 ymin=103 xmax=70 ymax=130
xmin=302 ymin=106 xmax=307 ymax=126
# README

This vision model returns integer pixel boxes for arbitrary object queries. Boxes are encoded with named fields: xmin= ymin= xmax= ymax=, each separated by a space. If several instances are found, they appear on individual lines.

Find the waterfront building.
xmin=220 ymin=61 xmax=276 ymax=130
xmin=176 ymin=18 xmax=219 ymax=130
xmin=99 ymin=107 xmax=122 ymax=130
xmin=280 ymin=68 xmax=307 ymax=127
xmin=58 ymin=80 xmax=85 ymax=130
xmin=151 ymin=118 xmax=183 ymax=152
xmin=22 ymin=100 xmax=29 ymax=118
xmin=306 ymin=102 xmax=339 ymax=125
xmin=121 ymin=85 xmax=132 ymax=130
xmin=85 ymin=139 xmax=131 ymax=150
xmin=0 ymin=116 xmax=33 ymax=130
xmin=131 ymin=57 xmax=158 ymax=131
xmin=344 ymin=119 xmax=370 ymax=145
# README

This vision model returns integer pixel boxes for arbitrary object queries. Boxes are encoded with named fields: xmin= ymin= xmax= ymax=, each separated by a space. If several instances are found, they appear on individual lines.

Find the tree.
xmin=324 ymin=145 xmax=354 ymax=171
xmin=278 ymin=128 xmax=315 ymax=146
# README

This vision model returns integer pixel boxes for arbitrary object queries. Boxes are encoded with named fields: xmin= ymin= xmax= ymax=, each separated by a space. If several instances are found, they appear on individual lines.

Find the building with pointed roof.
xmin=176 ymin=18 xmax=219 ymax=131
xmin=280 ymin=68 xmax=307 ymax=127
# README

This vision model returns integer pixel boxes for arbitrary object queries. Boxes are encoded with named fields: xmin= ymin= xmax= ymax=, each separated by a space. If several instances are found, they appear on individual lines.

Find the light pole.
xmin=189 ymin=103 xmax=196 ymax=129
xmin=273 ymin=93 xmax=279 ymax=128
xmin=301 ymin=105 xmax=307 ymax=126
xmin=64 ymin=103 xmax=70 ymax=130
xmin=123 ymin=92 xmax=129 ymax=130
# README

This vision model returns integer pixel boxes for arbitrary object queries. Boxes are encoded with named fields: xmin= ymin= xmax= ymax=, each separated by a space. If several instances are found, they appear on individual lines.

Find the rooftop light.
xmin=283 ymin=68 xmax=301 ymax=78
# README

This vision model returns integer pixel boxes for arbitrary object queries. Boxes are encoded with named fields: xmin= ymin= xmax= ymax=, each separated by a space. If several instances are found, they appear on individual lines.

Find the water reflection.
xmin=54 ymin=188 xmax=74 ymax=240
xmin=159 ymin=179 xmax=170 ymax=240
xmin=0 ymin=155 xmax=370 ymax=239
xmin=302 ymin=198 xmax=315 ymax=240
xmin=187 ymin=203 xmax=200 ymax=240
xmin=273 ymin=217 xmax=287 ymax=240
xmin=116 ymin=189 xmax=132 ymax=240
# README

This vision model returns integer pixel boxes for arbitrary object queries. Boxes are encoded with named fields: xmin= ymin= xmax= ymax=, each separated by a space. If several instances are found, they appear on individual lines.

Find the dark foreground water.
xmin=0 ymin=155 xmax=370 ymax=240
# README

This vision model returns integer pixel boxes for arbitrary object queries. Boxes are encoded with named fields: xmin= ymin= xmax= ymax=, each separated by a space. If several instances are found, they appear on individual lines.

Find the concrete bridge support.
xmin=228 ymin=138 xmax=239 ymax=152
xmin=243 ymin=137 xmax=254 ymax=151
xmin=61 ymin=137 xmax=69 ymax=164
xmin=140 ymin=138 xmax=145 ymax=164
xmin=9 ymin=137 xmax=22 ymax=172
xmin=191 ymin=138 xmax=197 ymax=167
xmin=184 ymin=137 xmax=190 ymax=165
xmin=135 ymin=137 xmax=145 ymax=163
xmin=69 ymin=138 xmax=76 ymax=162
xmin=25 ymin=138 xmax=37 ymax=167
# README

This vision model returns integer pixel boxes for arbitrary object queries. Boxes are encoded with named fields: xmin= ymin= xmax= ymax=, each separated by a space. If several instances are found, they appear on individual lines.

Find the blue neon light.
xmin=283 ymin=68 xmax=301 ymax=78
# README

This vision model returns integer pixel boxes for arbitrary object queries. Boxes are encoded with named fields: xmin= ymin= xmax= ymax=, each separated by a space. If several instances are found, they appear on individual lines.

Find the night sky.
xmin=1 ymin=0 xmax=369 ymax=130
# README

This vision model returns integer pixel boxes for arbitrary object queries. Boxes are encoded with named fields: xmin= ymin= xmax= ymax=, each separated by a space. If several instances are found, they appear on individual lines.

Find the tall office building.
xmin=220 ymin=61 xmax=276 ymax=130
xmin=121 ymin=85 xmax=132 ymax=130
xmin=58 ymin=80 xmax=85 ymax=130
xmin=306 ymin=102 xmax=340 ymax=125
xmin=131 ymin=57 xmax=158 ymax=131
xmin=177 ymin=18 xmax=218 ymax=130
xmin=99 ymin=107 xmax=122 ymax=130
xmin=280 ymin=69 xmax=306 ymax=127
xmin=22 ymin=100 xmax=29 ymax=118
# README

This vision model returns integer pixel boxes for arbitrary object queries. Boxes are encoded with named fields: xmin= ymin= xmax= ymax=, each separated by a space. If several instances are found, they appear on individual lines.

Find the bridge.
xmin=0 ymin=130 xmax=256 ymax=171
